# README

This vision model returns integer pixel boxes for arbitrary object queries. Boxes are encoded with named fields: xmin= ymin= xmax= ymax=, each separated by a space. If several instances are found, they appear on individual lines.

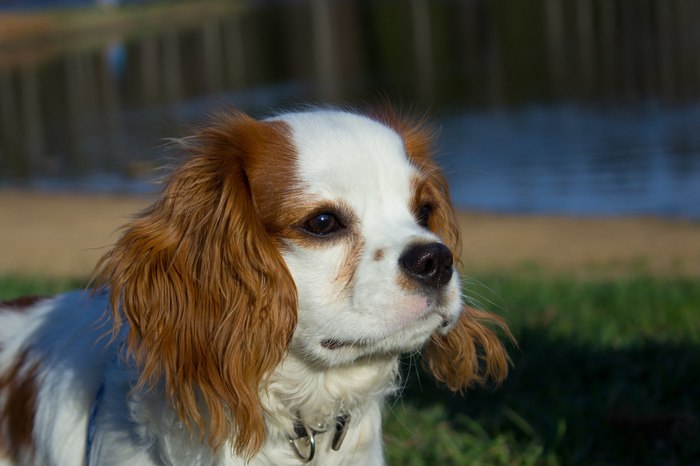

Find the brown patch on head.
xmin=242 ymin=118 xmax=306 ymax=240
xmin=0 ymin=296 xmax=46 ymax=311
xmin=366 ymin=106 xmax=461 ymax=261
xmin=0 ymin=351 xmax=39 ymax=459
xmin=92 ymin=110 xmax=301 ymax=457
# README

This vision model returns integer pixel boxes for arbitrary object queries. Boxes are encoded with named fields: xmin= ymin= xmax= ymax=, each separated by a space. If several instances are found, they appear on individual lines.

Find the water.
xmin=1 ymin=0 xmax=700 ymax=218
xmin=440 ymin=104 xmax=700 ymax=217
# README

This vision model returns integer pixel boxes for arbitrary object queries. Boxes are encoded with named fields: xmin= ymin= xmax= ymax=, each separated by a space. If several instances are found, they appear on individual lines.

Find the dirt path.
xmin=455 ymin=210 xmax=700 ymax=277
xmin=1 ymin=190 xmax=699 ymax=278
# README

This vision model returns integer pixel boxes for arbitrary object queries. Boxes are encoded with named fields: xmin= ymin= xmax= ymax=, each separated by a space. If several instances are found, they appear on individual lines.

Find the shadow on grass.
xmin=396 ymin=329 xmax=700 ymax=466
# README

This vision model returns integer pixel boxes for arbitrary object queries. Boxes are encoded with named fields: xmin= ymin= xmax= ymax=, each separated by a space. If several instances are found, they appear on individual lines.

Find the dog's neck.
xmin=262 ymin=352 xmax=400 ymax=436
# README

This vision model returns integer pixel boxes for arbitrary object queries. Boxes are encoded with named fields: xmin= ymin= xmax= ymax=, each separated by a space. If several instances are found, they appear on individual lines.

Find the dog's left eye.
xmin=302 ymin=213 xmax=344 ymax=237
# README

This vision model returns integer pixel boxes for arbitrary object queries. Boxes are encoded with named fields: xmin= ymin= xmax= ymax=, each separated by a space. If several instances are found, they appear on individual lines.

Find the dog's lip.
xmin=320 ymin=339 xmax=347 ymax=350
xmin=320 ymin=337 xmax=372 ymax=350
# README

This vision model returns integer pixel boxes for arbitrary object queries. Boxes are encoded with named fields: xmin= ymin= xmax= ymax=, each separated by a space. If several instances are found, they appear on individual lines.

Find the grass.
xmin=2 ymin=273 xmax=699 ymax=465
xmin=387 ymin=273 xmax=700 ymax=466
xmin=0 ymin=275 xmax=85 ymax=299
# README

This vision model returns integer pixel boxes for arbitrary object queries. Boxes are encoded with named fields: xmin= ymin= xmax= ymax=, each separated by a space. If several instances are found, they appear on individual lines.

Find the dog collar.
xmin=288 ymin=414 xmax=351 ymax=462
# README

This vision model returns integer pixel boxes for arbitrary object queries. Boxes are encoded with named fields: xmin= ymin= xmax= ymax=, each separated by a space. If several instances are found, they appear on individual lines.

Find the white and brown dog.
xmin=0 ymin=108 xmax=509 ymax=465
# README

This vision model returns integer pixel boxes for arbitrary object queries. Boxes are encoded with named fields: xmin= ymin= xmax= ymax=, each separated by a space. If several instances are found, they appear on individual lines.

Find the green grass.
xmin=0 ymin=275 xmax=85 ymax=299
xmin=469 ymin=273 xmax=700 ymax=346
xmin=2 ymin=273 xmax=699 ymax=465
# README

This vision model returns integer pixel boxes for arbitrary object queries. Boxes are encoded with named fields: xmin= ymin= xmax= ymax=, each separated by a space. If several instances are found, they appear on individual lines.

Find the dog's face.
xmin=266 ymin=111 xmax=461 ymax=365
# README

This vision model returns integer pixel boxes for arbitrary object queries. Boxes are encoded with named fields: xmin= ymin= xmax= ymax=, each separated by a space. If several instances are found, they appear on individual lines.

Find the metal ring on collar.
xmin=289 ymin=424 xmax=316 ymax=463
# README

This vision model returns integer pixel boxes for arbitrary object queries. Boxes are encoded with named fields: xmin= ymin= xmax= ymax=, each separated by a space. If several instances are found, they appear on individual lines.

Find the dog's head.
xmin=269 ymin=110 xmax=463 ymax=366
xmin=94 ymin=108 xmax=509 ymax=455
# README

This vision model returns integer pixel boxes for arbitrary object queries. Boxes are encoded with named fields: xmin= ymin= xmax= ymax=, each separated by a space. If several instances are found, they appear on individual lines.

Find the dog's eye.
xmin=416 ymin=203 xmax=433 ymax=228
xmin=302 ymin=213 xmax=343 ymax=237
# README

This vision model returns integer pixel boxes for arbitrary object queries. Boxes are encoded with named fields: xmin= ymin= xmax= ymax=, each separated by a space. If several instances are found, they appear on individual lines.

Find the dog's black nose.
xmin=399 ymin=242 xmax=453 ymax=289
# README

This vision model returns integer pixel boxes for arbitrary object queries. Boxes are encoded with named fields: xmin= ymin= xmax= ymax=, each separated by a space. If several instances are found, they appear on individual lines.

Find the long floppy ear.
xmin=92 ymin=112 xmax=297 ymax=455
xmin=369 ymin=105 xmax=511 ymax=389
xmin=423 ymin=307 xmax=511 ymax=391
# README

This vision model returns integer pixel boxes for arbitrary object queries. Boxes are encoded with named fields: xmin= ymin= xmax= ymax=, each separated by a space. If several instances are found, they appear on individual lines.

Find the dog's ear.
xmin=423 ymin=307 xmax=511 ymax=391
xmin=93 ymin=112 xmax=297 ymax=455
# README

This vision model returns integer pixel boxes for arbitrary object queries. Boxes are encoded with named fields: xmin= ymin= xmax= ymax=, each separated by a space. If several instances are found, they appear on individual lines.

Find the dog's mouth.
xmin=320 ymin=339 xmax=348 ymax=350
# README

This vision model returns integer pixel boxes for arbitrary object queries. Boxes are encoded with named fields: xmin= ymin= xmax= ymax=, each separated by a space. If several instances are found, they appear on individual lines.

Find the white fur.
xmin=0 ymin=110 xmax=461 ymax=465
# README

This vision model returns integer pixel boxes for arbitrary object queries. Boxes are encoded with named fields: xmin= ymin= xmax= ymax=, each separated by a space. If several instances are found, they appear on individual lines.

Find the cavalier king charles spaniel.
xmin=0 ymin=108 xmax=509 ymax=465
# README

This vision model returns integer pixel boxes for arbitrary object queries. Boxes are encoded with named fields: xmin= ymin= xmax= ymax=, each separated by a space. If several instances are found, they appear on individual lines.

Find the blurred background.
xmin=1 ymin=1 xmax=700 ymax=465
xmin=1 ymin=0 xmax=700 ymax=216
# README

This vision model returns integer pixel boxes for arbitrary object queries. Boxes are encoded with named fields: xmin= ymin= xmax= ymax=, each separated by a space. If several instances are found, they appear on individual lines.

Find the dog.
xmin=0 ymin=108 xmax=509 ymax=465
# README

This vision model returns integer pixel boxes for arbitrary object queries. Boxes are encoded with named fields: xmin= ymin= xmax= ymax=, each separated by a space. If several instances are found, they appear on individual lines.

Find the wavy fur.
xmin=93 ymin=113 xmax=297 ymax=455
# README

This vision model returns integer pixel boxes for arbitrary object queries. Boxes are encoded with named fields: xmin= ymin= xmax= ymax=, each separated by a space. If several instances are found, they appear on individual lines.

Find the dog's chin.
xmin=298 ymin=310 xmax=458 ymax=367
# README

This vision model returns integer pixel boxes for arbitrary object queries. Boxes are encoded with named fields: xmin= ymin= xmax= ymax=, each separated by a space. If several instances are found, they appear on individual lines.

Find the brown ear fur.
xmin=92 ymin=112 xmax=297 ymax=455
xmin=423 ymin=307 xmax=511 ymax=391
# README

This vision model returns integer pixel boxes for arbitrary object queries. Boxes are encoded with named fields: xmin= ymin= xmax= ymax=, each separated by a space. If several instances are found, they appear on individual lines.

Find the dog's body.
xmin=0 ymin=109 xmax=508 ymax=465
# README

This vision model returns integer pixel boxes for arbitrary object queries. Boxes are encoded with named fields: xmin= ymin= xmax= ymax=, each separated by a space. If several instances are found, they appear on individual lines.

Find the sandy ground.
xmin=1 ymin=190 xmax=699 ymax=278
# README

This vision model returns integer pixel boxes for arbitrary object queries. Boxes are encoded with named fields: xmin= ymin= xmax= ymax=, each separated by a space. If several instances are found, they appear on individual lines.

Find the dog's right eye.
xmin=416 ymin=203 xmax=433 ymax=228
xmin=301 ymin=213 xmax=344 ymax=237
